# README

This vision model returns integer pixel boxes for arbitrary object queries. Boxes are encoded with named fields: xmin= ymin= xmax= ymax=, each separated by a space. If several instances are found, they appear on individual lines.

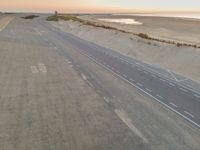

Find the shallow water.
xmin=113 ymin=13 xmax=200 ymax=20
xmin=98 ymin=18 xmax=143 ymax=25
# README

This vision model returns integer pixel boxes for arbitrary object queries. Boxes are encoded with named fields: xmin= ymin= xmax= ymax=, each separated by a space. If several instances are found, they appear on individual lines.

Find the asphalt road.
xmin=0 ymin=15 xmax=200 ymax=149
xmin=34 ymin=18 xmax=200 ymax=128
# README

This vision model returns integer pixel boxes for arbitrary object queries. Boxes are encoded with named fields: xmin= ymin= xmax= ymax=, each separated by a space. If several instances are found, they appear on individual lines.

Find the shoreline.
xmin=112 ymin=13 xmax=200 ymax=20
xmin=79 ymin=14 xmax=200 ymax=46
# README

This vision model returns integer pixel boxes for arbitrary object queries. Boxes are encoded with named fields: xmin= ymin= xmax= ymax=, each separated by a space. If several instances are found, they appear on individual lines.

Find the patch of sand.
xmin=0 ymin=16 xmax=14 ymax=32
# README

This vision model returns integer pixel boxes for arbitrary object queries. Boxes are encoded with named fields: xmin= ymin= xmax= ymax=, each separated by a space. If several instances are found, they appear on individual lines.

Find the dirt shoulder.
xmin=0 ymin=15 xmax=14 ymax=31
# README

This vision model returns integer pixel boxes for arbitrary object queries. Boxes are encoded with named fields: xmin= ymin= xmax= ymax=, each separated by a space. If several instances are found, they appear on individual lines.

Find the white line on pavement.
xmin=194 ymin=94 xmax=200 ymax=98
xmin=169 ymin=83 xmax=176 ymax=87
xmin=114 ymin=109 xmax=148 ymax=143
xmin=145 ymin=88 xmax=152 ymax=92
xmin=168 ymin=70 xmax=178 ymax=81
xmin=184 ymin=111 xmax=194 ymax=118
xmin=180 ymin=88 xmax=188 ymax=93
xmin=137 ymin=83 xmax=143 ymax=87
xmin=156 ymin=94 xmax=163 ymax=99
xmin=169 ymin=102 xmax=178 ymax=108
xmin=77 ymin=50 xmax=200 ymax=128
xmin=123 ymin=74 xmax=127 ymax=78
xmin=160 ymin=79 xmax=166 ymax=82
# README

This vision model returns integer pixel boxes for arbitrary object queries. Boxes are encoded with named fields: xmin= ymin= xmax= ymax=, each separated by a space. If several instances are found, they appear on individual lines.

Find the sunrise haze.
xmin=0 ymin=0 xmax=200 ymax=13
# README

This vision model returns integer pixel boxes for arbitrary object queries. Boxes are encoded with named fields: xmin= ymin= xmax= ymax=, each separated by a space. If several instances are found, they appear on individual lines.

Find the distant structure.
xmin=54 ymin=11 xmax=58 ymax=16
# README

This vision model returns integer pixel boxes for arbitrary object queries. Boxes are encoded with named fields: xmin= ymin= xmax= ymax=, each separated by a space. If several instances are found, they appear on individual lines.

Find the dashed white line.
xmin=194 ymin=94 xmax=200 ymax=98
xmin=180 ymin=88 xmax=188 ymax=93
xmin=169 ymin=83 xmax=176 ymax=87
xmin=169 ymin=102 xmax=178 ymax=108
xmin=81 ymin=73 xmax=87 ymax=80
xmin=78 ymin=50 xmax=200 ymax=128
xmin=184 ymin=111 xmax=194 ymax=118
xmin=145 ymin=88 xmax=152 ymax=92
xmin=137 ymin=83 xmax=143 ymax=87
xmin=151 ymin=74 xmax=156 ymax=78
xmin=129 ymin=78 xmax=134 ymax=82
xmin=160 ymin=79 xmax=166 ymax=82
xmin=123 ymin=74 xmax=127 ymax=78
xmin=156 ymin=94 xmax=163 ymax=99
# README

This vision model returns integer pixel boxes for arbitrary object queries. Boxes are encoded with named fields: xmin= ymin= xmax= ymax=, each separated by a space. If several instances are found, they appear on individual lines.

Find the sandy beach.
xmin=79 ymin=14 xmax=200 ymax=45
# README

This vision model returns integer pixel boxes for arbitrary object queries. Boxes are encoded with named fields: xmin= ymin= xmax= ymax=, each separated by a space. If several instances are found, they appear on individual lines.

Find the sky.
xmin=0 ymin=0 xmax=200 ymax=13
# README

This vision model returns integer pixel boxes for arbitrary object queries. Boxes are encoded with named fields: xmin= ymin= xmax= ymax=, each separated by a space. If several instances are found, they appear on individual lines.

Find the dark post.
xmin=55 ymin=11 xmax=58 ymax=16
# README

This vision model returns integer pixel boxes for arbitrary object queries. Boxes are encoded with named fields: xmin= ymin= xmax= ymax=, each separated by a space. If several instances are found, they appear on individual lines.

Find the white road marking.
xmin=81 ymin=73 xmax=87 ymax=80
xmin=145 ymin=88 xmax=152 ymax=92
xmin=184 ymin=111 xmax=194 ymax=118
xmin=34 ymin=28 xmax=42 ymax=36
xmin=169 ymin=83 xmax=176 ymax=87
xmin=169 ymin=102 xmax=178 ymax=108
xmin=143 ymin=71 xmax=148 ymax=74
xmin=104 ymin=97 xmax=110 ymax=103
xmin=38 ymin=63 xmax=47 ymax=73
xmin=168 ymin=70 xmax=178 ymax=81
xmin=114 ymin=109 xmax=148 ymax=143
xmin=89 ymin=82 xmax=94 ymax=87
xmin=156 ymin=94 xmax=163 ymax=99
xmin=151 ymin=74 xmax=156 ymax=78
xmin=77 ymin=49 xmax=200 ymax=128
xmin=180 ymin=88 xmax=188 ymax=93
xmin=123 ymin=74 xmax=127 ymax=78
xmin=129 ymin=78 xmax=134 ymax=82
xmin=116 ymin=70 xmax=120 ymax=73
xmin=194 ymin=94 xmax=200 ymax=98
xmin=137 ymin=83 xmax=143 ymax=87
xmin=160 ymin=79 xmax=166 ymax=82
xmin=30 ymin=66 xmax=39 ymax=74
xmin=54 ymin=46 xmax=57 ymax=49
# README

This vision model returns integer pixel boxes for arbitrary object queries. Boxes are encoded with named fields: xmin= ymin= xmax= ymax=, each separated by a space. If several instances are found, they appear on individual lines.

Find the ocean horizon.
xmin=113 ymin=13 xmax=200 ymax=20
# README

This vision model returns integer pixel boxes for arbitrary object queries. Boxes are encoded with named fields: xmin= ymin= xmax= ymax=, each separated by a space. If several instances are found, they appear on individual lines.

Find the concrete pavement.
xmin=0 ymin=14 xmax=199 ymax=150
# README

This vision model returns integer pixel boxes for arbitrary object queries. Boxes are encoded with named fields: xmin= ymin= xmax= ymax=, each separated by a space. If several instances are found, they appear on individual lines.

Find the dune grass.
xmin=22 ymin=15 xmax=39 ymax=19
xmin=46 ymin=14 xmax=200 ymax=49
